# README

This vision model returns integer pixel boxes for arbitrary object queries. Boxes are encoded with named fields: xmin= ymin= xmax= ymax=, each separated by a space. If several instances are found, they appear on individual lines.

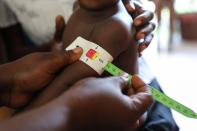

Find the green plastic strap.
xmin=151 ymin=87 xmax=197 ymax=119
xmin=104 ymin=62 xmax=197 ymax=119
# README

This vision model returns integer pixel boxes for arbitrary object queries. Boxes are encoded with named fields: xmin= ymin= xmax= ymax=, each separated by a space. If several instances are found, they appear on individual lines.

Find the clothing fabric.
xmin=0 ymin=0 xmax=74 ymax=45
xmin=0 ymin=1 xmax=18 ymax=27
xmin=138 ymin=57 xmax=155 ymax=83
xmin=140 ymin=78 xmax=179 ymax=131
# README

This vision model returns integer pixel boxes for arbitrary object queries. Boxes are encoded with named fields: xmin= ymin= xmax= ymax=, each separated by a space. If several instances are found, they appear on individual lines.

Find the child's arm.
xmin=25 ymin=16 xmax=137 ymax=109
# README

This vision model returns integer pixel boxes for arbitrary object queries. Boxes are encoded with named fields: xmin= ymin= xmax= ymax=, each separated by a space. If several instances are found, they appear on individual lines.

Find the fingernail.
xmin=120 ymin=73 xmax=132 ymax=86
xmin=73 ymin=47 xmax=83 ymax=54
xmin=138 ymin=39 xmax=145 ymax=45
xmin=129 ymin=1 xmax=135 ymax=10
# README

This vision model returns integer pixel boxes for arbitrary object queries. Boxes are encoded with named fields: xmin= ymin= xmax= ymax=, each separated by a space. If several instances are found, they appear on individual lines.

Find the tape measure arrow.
xmin=104 ymin=62 xmax=197 ymax=119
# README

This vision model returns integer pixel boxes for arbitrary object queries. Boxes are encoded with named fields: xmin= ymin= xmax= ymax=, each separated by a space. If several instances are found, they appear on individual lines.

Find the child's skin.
xmin=26 ymin=0 xmax=138 ymax=110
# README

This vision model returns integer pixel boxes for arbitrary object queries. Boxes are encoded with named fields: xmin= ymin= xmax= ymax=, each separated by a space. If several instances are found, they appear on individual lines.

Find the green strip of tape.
xmin=104 ymin=62 xmax=197 ymax=119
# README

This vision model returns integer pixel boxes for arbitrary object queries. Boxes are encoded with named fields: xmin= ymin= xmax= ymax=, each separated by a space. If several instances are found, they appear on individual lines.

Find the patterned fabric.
xmin=0 ymin=0 xmax=74 ymax=45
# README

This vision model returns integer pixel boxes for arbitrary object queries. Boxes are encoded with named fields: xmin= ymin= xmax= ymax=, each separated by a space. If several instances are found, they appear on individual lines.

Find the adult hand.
xmin=0 ymin=47 xmax=83 ymax=109
xmin=0 ymin=75 xmax=152 ymax=131
xmin=61 ymin=75 xmax=153 ymax=130
xmin=123 ymin=0 xmax=155 ymax=55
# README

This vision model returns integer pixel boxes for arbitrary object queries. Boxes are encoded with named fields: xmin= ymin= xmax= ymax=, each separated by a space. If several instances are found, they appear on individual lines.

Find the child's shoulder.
xmin=90 ymin=12 xmax=134 ymax=56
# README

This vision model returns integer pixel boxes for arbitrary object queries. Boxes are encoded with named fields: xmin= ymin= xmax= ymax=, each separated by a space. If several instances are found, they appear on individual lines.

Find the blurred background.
xmin=143 ymin=0 xmax=197 ymax=130
xmin=0 ymin=0 xmax=196 ymax=130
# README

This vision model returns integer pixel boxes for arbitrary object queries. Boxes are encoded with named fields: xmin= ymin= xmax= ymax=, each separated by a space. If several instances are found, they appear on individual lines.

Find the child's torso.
xmin=63 ymin=1 xmax=133 ymax=49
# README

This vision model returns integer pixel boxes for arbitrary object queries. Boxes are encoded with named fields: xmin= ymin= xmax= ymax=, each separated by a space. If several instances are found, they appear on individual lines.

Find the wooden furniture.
xmin=153 ymin=0 xmax=176 ymax=51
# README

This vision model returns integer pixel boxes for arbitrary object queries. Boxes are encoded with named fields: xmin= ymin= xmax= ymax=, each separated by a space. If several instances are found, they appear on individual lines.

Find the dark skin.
xmin=25 ymin=0 xmax=138 ymax=109
xmin=0 ymin=47 xmax=83 ymax=109
xmin=0 ymin=19 xmax=83 ymax=109
xmin=0 ymin=0 xmax=155 ymax=105
xmin=21 ymin=2 xmax=154 ymax=129
xmin=0 ymin=0 xmax=154 ymax=62
xmin=74 ymin=0 xmax=155 ymax=54
xmin=24 ymin=1 xmax=148 ymax=129
xmin=0 ymin=0 xmax=155 ymax=121
xmin=123 ymin=0 xmax=155 ymax=54
xmin=0 ymin=0 xmax=154 ymax=113
xmin=64 ymin=75 xmax=152 ymax=131
xmin=0 ymin=75 xmax=153 ymax=131
xmin=0 ymin=0 xmax=155 ymax=128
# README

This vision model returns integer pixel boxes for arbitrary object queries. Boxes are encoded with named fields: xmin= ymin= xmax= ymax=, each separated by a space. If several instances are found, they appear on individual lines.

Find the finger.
xmin=32 ymin=47 xmax=82 ymax=78
xmin=127 ymin=87 xmax=135 ymax=96
xmin=123 ymin=0 xmax=135 ymax=13
xmin=47 ymin=47 xmax=83 ymax=73
xmin=135 ymin=23 xmax=155 ymax=40
xmin=132 ymin=1 xmax=154 ymax=23
xmin=131 ymin=75 xmax=151 ymax=95
xmin=54 ymin=15 xmax=66 ymax=43
xmin=10 ymin=93 xmax=32 ymax=109
xmin=52 ymin=15 xmax=66 ymax=52
xmin=133 ymin=11 xmax=154 ymax=27
xmin=132 ymin=0 xmax=145 ymax=16
xmin=51 ymin=47 xmax=83 ymax=68
xmin=129 ymin=120 xmax=140 ymax=131
xmin=63 ymin=47 xmax=83 ymax=64
xmin=127 ymin=75 xmax=153 ymax=121
xmin=106 ymin=74 xmax=131 ymax=91
xmin=138 ymin=33 xmax=154 ymax=53
xmin=1 ymin=92 xmax=31 ymax=109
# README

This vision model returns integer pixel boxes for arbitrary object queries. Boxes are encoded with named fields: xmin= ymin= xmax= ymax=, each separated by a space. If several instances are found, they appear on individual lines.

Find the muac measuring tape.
xmin=66 ymin=37 xmax=197 ymax=119
xmin=104 ymin=63 xmax=197 ymax=119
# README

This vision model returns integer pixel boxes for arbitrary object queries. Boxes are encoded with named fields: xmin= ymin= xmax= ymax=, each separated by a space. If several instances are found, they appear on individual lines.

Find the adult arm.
xmin=0 ymin=48 xmax=82 ymax=109
xmin=0 ymin=75 xmax=152 ymax=131
xmin=23 ymin=2 xmax=138 ymax=109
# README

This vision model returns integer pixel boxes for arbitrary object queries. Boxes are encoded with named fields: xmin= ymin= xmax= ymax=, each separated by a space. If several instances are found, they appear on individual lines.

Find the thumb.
xmin=128 ymin=75 xmax=153 ymax=121
xmin=123 ymin=0 xmax=136 ymax=13
xmin=63 ymin=47 xmax=83 ymax=65
xmin=138 ymin=33 xmax=154 ymax=55
xmin=46 ymin=47 xmax=83 ymax=73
